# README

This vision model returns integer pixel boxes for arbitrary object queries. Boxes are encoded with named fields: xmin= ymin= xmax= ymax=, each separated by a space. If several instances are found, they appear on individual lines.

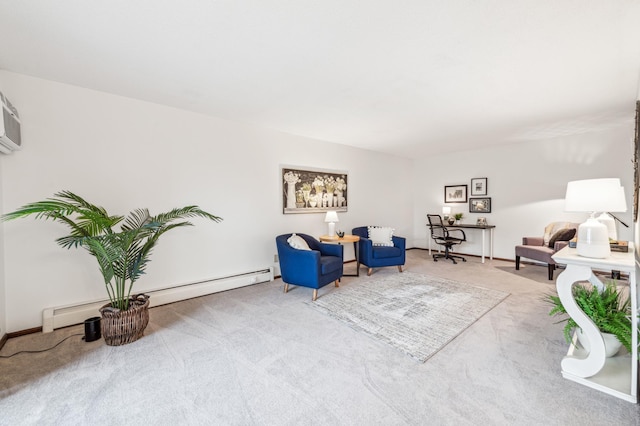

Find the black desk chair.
xmin=427 ymin=214 xmax=467 ymax=264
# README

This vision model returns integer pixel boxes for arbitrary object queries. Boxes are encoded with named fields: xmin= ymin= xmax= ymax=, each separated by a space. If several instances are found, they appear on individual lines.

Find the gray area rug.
xmin=308 ymin=271 xmax=510 ymax=362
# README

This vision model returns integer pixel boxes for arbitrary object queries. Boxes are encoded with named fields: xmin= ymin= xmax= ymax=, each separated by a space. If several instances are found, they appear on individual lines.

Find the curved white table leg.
xmin=556 ymin=264 xmax=607 ymax=378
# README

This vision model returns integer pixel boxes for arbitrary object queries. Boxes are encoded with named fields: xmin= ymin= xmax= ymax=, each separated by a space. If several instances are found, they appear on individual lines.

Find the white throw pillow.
xmin=368 ymin=226 xmax=394 ymax=247
xmin=287 ymin=233 xmax=311 ymax=250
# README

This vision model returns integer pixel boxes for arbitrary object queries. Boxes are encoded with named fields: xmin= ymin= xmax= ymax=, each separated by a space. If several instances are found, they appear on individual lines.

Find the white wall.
xmin=413 ymin=126 xmax=635 ymax=260
xmin=1 ymin=69 xmax=635 ymax=333
xmin=0 ymin=71 xmax=413 ymax=332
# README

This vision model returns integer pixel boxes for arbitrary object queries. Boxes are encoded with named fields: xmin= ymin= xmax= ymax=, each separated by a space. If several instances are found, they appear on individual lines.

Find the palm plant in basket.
xmin=3 ymin=191 xmax=222 ymax=344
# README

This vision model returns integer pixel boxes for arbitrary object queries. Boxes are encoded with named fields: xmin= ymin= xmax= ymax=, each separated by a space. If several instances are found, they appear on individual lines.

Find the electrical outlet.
xmin=274 ymin=254 xmax=279 ymax=263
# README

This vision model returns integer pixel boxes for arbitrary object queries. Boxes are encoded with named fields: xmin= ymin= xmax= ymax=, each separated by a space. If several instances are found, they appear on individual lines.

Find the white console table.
xmin=552 ymin=246 xmax=638 ymax=403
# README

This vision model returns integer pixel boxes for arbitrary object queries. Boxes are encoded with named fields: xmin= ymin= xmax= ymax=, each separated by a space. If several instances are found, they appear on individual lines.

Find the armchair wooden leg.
xmin=284 ymin=283 xmax=289 ymax=293
xmin=312 ymin=289 xmax=318 ymax=301
xmin=367 ymin=268 xmax=373 ymax=276
xmin=335 ymin=280 xmax=339 ymax=287
xmin=515 ymin=256 xmax=520 ymax=270
xmin=398 ymin=265 xmax=403 ymax=273
xmin=547 ymin=264 xmax=555 ymax=281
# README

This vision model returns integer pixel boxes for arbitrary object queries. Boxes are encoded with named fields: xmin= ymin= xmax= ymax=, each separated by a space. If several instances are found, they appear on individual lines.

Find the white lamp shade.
xmin=442 ymin=207 xmax=451 ymax=215
xmin=324 ymin=211 xmax=339 ymax=223
xmin=565 ymin=178 xmax=627 ymax=213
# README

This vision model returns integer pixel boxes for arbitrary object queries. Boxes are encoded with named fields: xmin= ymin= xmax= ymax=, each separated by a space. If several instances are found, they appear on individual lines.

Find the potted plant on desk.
xmin=3 ymin=191 xmax=222 ymax=346
xmin=454 ymin=213 xmax=463 ymax=224
xmin=546 ymin=281 xmax=637 ymax=357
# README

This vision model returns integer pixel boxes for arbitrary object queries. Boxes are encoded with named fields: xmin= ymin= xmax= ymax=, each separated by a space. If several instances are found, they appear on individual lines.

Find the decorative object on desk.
xmin=442 ymin=206 xmax=451 ymax=221
xmin=469 ymin=197 xmax=491 ymax=213
xmin=476 ymin=217 xmax=487 ymax=226
xmin=336 ymin=230 xmax=345 ymax=238
xmin=324 ymin=210 xmax=339 ymax=237
xmin=281 ymin=165 xmax=348 ymax=214
xmin=453 ymin=212 xmax=463 ymax=224
xmin=447 ymin=217 xmax=455 ymax=225
xmin=308 ymin=271 xmax=509 ymax=362
xmin=546 ymin=281 xmax=636 ymax=355
xmin=564 ymin=178 xmax=627 ymax=259
xmin=444 ymin=184 xmax=467 ymax=203
xmin=470 ymin=177 xmax=488 ymax=196
xmin=2 ymin=190 xmax=222 ymax=346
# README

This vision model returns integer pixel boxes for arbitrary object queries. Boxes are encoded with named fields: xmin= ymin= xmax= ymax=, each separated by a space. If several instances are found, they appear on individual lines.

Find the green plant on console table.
xmin=2 ymin=191 xmax=222 ymax=311
xmin=454 ymin=213 xmax=463 ymax=221
xmin=546 ymin=281 xmax=638 ymax=353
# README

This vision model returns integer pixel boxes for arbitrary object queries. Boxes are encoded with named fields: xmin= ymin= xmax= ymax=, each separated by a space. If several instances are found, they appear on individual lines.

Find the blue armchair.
xmin=275 ymin=233 xmax=344 ymax=301
xmin=352 ymin=226 xmax=406 ymax=276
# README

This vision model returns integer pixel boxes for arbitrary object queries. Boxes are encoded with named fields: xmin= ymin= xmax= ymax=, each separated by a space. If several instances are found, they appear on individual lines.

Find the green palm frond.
xmin=545 ymin=281 xmax=638 ymax=353
xmin=2 ymin=191 xmax=222 ymax=309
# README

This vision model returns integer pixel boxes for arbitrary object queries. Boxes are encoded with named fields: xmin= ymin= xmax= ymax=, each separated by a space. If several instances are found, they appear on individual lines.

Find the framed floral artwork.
xmin=282 ymin=166 xmax=348 ymax=214
xmin=471 ymin=178 xmax=488 ymax=196
xmin=444 ymin=185 xmax=468 ymax=203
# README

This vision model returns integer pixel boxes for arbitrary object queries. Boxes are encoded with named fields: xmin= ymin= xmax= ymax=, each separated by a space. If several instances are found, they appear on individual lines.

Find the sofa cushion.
xmin=320 ymin=255 xmax=342 ymax=275
xmin=515 ymin=245 xmax=555 ymax=264
xmin=372 ymin=246 xmax=403 ymax=259
xmin=548 ymin=228 xmax=576 ymax=248
xmin=368 ymin=226 xmax=394 ymax=247
xmin=287 ymin=233 xmax=311 ymax=250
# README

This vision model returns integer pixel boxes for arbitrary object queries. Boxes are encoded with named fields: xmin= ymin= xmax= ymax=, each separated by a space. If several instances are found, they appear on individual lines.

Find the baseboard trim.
xmin=7 ymin=327 xmax=42 ymax=339
xmin=410 ymin=247 xmax=512 ymax=263
xmin=0 ymin=332 xmax=7 ymax=350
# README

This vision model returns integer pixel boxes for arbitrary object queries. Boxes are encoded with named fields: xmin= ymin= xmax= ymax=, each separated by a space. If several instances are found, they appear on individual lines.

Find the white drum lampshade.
xmin=564 ymin=178 xmax=627 ymax=259
xmin=324 ymin=210 xmax=339 ymax=237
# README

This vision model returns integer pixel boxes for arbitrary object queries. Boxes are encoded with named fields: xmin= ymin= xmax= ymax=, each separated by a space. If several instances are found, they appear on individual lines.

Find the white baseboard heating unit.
xmin=42 ymin=267 xmax=274 ymax=333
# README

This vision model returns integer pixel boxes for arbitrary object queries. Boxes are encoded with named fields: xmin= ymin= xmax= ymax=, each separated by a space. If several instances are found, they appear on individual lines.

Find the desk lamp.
xmin=324 ymin=210 xmax=339 ymax=237
xmin=442 ymin=206 xmax=451 ymax=221
xmin=564 ymin=178 xmax=627 ymax=258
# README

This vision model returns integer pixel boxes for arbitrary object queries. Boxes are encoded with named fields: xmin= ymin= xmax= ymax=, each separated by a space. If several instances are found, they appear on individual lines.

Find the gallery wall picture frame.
xmin=444 ymin=185 xmax=468 ymax=203
xmin=469 ymin=197 xmax=491 ymax=213
xmin=471 ymin=177 xmax=488 ymax=196
xmin=281 ymin=165 xmax=348 ymax=214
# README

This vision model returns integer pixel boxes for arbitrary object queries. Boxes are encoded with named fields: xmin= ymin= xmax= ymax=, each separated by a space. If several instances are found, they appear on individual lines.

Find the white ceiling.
xmin=1 ymin=1 xmax=639 ymax=158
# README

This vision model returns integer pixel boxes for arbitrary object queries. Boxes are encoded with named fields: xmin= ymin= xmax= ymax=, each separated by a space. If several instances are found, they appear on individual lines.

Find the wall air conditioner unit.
xmin=0 ymin=91 xmax=22 ymax=154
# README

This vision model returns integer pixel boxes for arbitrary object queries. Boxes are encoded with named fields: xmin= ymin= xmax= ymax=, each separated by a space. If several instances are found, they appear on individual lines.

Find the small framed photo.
xmin=469 ymin=197 xmax=491 ymax=213
xmin=476 ymin=217 xmax=487 ymax=226
xmin=471 ymin=178 xmax=488 ymax=196
xmin=444 ymin=185 xmax=468 ymax=203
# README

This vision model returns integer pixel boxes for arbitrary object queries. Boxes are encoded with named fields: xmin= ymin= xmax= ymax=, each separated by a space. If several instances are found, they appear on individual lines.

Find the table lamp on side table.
xmin=564 ymin=178 xmax=627 ymax=259
xmin=324 ymin=210 xmax=339 ymax=237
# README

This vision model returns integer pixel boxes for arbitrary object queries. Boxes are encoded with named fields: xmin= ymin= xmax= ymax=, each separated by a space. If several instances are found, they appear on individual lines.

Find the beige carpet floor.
xmin=1 ymin=250 xmax=639 ymax=425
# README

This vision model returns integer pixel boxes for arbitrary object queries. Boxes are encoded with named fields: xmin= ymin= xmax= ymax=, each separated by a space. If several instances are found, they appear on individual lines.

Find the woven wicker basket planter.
xmin=99 ymin=294 xmax=150 ymax=346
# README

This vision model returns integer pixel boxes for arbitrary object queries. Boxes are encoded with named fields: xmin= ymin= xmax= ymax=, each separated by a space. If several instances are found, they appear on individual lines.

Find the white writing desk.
xmin=428 ymin=223 xmax=495 ymax=263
